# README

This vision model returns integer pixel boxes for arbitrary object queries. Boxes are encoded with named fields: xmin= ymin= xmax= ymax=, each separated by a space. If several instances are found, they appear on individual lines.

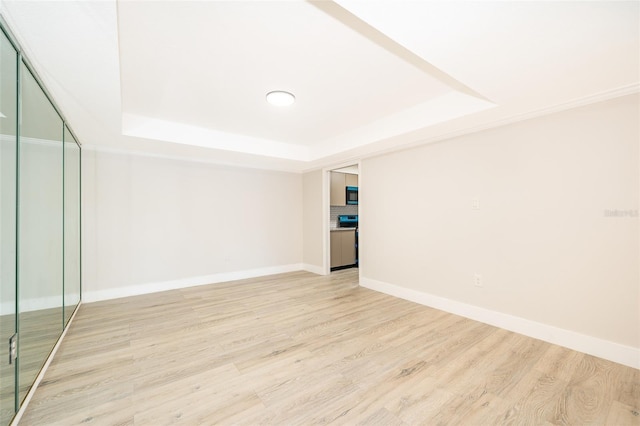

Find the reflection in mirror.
xmin=18 ymin=61 xmax=64 ymax=404
xmin=64 ymin=126 xmax=80 ymax=325
xmin=0 ymin=29 xmax=18 ymax=424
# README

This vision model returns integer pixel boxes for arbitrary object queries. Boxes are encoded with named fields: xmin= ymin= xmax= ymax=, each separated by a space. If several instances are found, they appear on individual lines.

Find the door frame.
xmin=321 ymin=160 xmax=362 ymax=276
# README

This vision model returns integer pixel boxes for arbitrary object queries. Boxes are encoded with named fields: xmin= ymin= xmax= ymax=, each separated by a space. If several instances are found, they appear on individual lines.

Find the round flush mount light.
xmin=266 ymin=91 xmax=295 ymax=107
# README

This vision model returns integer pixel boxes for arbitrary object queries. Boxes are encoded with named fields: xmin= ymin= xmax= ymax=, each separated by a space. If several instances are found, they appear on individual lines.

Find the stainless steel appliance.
xmin=337 ymin=215 xmax=358 ymax=228
xmin=346 ymin=186 xmax=358 ymax=205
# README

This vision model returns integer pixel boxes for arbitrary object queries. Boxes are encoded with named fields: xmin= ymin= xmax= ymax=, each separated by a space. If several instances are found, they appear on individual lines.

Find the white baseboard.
xmin=360 ymin=276 xmax=640 ymax=370
xmin=302 ymin=263 xmax=326 ymax=275
xmin=83 ymin=263 xmax=305 ymax=303
xmin=0 ymin=294 xmax=81 ymax=315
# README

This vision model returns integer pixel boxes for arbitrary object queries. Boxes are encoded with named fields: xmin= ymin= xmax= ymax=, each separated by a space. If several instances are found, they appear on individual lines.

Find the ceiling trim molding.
xmin=89 ymin=82 xmax=638 ymax=175
xmin=502 ymin=82 xmax=640 ymax=127
xmin=121 ymin=113 xmax=311 ymax=162
xmin=310 ymin=90 xmax=496 ymax=160
xmin=310 ymin=0 xmax=491 ymax=103
xmin=303 ymin=83 xmax=640 ymax=172
xmin=81 ymin=144 xmax=305 ymax=174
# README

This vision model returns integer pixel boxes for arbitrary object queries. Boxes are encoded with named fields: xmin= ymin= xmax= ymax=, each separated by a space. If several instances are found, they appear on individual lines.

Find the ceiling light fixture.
xmin=266 ymin=91 xmax=295 ymax=107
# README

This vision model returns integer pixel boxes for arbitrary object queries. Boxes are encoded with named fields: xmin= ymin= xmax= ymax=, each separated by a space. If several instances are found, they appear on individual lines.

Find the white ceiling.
xmin=1 ymin=0 xmax=638 ymax=172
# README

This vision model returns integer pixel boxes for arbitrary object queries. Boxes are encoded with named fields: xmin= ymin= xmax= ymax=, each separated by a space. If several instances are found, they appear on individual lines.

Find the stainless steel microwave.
xmin=346 ymin=186 xmax=358 ymax=205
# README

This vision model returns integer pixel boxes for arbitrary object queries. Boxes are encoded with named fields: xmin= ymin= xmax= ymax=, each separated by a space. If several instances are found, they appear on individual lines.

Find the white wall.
xmin=302 ymin=169 xmax=323 ymax=273
xmin=360 ymin=94 xmax=639 ymax=367
xmin=0 ymin=135 xmax=16 ymax=316
xmin=18 ymin=139 xmax=63 ymax=310
xmin=82 ymin=150 xmax=303 ymax=301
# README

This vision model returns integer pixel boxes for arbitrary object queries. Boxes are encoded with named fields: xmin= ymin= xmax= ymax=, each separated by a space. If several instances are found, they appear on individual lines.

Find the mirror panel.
xmin=18 ymin=61 xmax=64 ymax=404
xmin=0 ymin=29 xmax=18 ymax=425
xmin=64 ymin=126 xmax=80 ymax=325
xmin=0 ymin=21 xmax=82 ymax=424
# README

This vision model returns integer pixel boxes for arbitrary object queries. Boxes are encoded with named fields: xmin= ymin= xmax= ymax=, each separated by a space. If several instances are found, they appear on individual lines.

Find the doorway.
xmin=327 ymin=164 xmax=359 ymax=274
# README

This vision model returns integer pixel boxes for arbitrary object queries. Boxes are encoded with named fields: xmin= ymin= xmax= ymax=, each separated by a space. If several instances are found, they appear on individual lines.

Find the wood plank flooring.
xmin=2 ymin=306 xmax=73 ymax=425
xmin=18 ymin=269 xmax=640 ymax=425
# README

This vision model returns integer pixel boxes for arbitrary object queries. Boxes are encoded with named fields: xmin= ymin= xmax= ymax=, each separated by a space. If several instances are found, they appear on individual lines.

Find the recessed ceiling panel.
xmin=4 ymin=0 xmax=633 ymax=170
xmin=117 ymin=0 xmax=481 ymax=158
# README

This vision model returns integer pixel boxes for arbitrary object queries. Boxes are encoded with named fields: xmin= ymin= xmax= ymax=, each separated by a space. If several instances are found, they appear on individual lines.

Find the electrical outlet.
xmin=474 ymin=273 xmax=483 ymax=287
xmin=472 ymin=198 xmax=480 ymax=210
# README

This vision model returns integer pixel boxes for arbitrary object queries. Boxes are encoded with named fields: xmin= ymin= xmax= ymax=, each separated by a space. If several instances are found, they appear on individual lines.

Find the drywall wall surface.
xmin=82 ymin=149 xmax=303 ymax=300
xmin=302 ymin=169 xmax=324 ymax=272
xmin=360 ymin=94 xmax=639 ymax=350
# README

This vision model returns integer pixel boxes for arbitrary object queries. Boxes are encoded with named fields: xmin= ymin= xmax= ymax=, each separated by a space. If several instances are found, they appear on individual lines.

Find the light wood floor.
xmin=2 ymin=306 xmax=71 ymax=425
xmin=19 ymin=269 xmax=640 ymax=425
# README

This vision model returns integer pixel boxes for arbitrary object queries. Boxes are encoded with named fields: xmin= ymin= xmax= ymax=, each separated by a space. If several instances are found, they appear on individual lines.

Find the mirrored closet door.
xmin=0 ymin=27 xmax=18 ymax=426
xmin=0 ymin=21 xmax=82 ymax=425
